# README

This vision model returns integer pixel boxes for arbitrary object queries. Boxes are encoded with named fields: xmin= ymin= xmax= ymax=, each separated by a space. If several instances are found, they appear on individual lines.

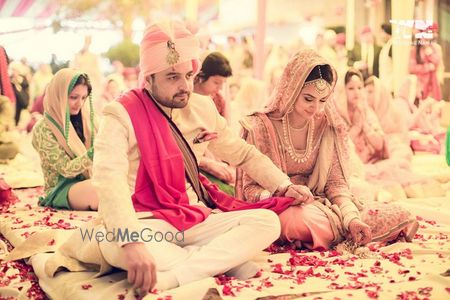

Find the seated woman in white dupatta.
xmin=364 ymin=76 xmax=413 ymax=165
xmin=396 ymin=75 xmax=446 ymax=154
xmin=339 ymin=70 xmax=444 ymax=198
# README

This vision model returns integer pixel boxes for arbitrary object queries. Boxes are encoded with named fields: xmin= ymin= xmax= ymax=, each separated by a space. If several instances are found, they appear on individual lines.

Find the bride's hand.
xmin=285 ymin=185 xmax=314 ymax=205
xmin=348 ymin=219 xmax=372 ymax=245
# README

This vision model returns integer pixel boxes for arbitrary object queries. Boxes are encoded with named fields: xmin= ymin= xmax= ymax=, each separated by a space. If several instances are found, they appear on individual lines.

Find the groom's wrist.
xmin=274 ymin=180 xmax=293 ymax=197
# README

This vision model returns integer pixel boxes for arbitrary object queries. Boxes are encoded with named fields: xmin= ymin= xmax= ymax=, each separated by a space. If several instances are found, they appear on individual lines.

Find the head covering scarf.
xmin=335 ymin=69 xmax=371 ymax=128
xmin=139 ymin=21 xmax=201 ymax=84
xmin=0 ymin=46 xmax=15 ymax=103
xmin=264 ymin=50 xmax=350 ymax=178
xmin=43 ymin=68 xmax=96 ymax=165
xmin=237 ymin=50 xmax=360 ymax=245
xmin=238 ymin=49 xmax=351 ymax=193
xmin=336 ymin=70 xmax=389 ymax=164
xmin=266 ymin=49 xmax=338 ymax=121
xmin=367 ymin=76 xmax=391 ymax=117
xmin=367 ymin=76 xmax=407 ymax=136
xmin=398 ymin=75 xmax=419 ymax=109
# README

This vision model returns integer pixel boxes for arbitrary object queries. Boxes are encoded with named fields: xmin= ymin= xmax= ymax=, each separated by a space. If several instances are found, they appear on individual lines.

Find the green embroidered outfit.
xmin=32 ymin=69 xmax=95 ymax=209
xmin=32 ymin=119 xmax=92 ymax=209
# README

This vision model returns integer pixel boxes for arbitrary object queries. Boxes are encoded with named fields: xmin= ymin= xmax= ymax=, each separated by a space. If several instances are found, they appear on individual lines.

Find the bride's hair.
xmin=305 ymin=65 xmax=333 ymax=85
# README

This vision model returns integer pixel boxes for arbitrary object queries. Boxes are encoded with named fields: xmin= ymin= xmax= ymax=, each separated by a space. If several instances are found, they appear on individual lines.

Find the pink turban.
xmin=139 ymin=22 xmax=201 ymax=81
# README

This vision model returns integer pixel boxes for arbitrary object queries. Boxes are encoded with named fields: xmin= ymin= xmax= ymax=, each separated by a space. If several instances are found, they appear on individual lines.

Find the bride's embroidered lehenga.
xmin=236 ymin=50 xmax=418 ymax=250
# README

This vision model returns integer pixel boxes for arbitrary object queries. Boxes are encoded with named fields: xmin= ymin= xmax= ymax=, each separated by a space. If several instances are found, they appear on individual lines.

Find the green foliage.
xmin=104 ymin=39 xmax=139 ymax=67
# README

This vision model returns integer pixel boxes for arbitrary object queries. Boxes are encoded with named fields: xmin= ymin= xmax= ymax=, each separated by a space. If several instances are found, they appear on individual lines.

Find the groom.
xmin=92 ymin=21 xmax=314 ymax=293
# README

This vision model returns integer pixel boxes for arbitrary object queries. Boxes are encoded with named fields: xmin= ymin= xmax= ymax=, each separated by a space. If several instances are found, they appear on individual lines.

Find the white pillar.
xmin=416 ymin=0 xmax=424 ymax=20
xmin=369 ymin=5 xmax=377 ymax=34
xmin=254 ymin=0 xmax=266 ymax=79
xmin=346 ymin=0 xmax=355 ymax=51
xmin=391 ymin=0 xmax=415 ymax=97
xmin=425 ymin=0 xmax=434 ymax=21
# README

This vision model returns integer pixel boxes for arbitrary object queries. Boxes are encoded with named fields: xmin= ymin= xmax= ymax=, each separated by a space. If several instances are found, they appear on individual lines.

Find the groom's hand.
xmin=123 ymin=242 xmax=157 ymax=294
xmin=193 ymin=129 xmax=218 ymax=144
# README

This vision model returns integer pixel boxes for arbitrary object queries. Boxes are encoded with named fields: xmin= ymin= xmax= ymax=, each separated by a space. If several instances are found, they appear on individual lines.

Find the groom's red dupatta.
xmin=118 ymin=89 xmax=293 ymax=231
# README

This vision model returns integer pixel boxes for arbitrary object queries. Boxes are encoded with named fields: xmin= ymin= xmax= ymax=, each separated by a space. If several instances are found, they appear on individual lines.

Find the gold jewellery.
xmin=282 ymin=115 xmax=314 ymax=164
xmin=166 ymin=40 xmax=180 ymax=65
xmin=304 ymin=66 xmax=331 ymax=95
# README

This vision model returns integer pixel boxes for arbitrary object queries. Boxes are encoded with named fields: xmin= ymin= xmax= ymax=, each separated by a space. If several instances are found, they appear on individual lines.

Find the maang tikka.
xmin=304 ymin=65 xmax=330 ymax=94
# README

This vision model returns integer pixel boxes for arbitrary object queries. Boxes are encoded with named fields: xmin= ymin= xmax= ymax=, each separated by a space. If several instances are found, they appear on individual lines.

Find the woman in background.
xmin=32 ymin=68 xmax=98 ymax=210
xmin=194 ymin=52 xmax=235 ymax=195
xmin=194 ymin=52 xmax=233 ymax=120
xmin=340 ymin=69 xmax=444 ymax=198
xmin=396 ymin=75 xmax=445 ymax=154
xmin=409 ymin=35 xmax=441 ymax=101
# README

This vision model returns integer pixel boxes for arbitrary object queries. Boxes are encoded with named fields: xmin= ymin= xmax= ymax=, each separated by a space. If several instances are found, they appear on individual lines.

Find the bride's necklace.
xmin=290 ymin=118 xmax=309 ymax=131
xmin=282 ymin=115 xmax=314 ymax=164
